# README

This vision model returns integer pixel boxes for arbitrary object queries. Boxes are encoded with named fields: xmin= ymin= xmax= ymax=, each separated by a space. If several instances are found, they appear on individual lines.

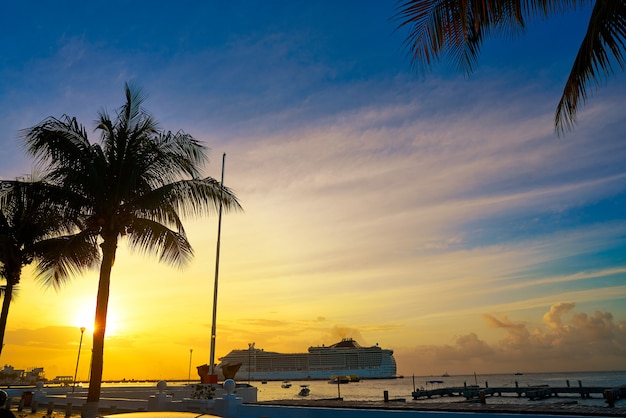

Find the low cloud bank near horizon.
xmin=396 ymin=303 xmax=626 ymax=375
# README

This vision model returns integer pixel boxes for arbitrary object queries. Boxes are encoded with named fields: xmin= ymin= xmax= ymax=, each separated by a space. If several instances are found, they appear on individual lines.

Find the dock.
xmin=258 ymin=398 xmax=626 ymax=417
xmin=411 ymin=380 xmax=626 ymax=404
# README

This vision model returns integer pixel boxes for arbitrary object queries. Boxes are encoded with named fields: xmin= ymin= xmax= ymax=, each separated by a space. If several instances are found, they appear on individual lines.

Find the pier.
xmin=411 ymin=379 xmax=626 ymax=404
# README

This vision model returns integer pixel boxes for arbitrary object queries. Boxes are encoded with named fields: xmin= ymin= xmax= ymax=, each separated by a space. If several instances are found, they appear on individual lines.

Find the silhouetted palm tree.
xmin=0 ymin=178 xmax=100 ymax=356
xmin=22 ymin=83 xmax=242 ymax=417
xmin=395 ymin=0 xmax=626 ymax=133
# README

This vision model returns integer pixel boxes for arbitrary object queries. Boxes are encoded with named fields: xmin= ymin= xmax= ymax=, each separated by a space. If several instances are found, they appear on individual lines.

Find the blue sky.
xmin=1 ymin=2 xmax=626 ymax=379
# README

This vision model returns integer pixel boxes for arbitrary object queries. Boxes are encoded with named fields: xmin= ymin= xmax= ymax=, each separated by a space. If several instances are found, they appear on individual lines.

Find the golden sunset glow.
xmin=70 ymin=300 xmax=124 ymax=339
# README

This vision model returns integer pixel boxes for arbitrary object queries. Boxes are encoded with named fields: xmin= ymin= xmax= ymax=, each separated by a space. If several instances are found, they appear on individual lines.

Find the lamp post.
xmin=188 ymin=349 xmax=193 ymax=384
xmin=72 ymin=327 xmax=86 ymax=392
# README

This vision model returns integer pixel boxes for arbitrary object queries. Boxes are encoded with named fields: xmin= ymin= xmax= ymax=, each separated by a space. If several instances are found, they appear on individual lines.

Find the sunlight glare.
xmin=74 ymin=300 xmax=122 ymax=337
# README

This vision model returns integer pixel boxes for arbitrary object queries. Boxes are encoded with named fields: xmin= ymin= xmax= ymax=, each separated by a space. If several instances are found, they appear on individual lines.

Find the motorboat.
xmin=298 ymin=385 xmax=310 ymax=396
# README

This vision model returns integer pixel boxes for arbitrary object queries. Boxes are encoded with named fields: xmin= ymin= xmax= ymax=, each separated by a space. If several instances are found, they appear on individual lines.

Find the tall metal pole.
xmin=72 ymin=327 xmax=86 ymax=392
xmin=188 ymin=348 xmax=193 ymax=384
xmin=248 ymin=343 xmax=253 ymax=383
xmin=209 ymin=153 xmax=226 ymax=380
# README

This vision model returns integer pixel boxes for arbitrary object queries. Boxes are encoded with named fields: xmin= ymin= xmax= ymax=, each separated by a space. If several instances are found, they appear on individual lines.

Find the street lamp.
xmin=72 ymin=327 xmax=86 ymax=392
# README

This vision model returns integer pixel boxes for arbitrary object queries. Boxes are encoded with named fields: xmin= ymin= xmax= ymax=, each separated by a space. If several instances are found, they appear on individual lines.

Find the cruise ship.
xmin=216 ymin=338 xmax=397 ymax=381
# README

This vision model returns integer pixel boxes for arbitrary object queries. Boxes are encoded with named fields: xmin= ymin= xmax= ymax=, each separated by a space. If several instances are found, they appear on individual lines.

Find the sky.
xmin=1 ymin=1 xmax=625 ymax=381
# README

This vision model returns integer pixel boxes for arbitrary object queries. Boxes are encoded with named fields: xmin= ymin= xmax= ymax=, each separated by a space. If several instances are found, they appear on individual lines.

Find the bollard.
xmin=566 ymin=380 xmax=570 ymax=387
xmin=65 ymin=402 xmax=73 ymax=417
xmin=384 ymin=391 xmax=389 ymax=402
xmin=485 ymin=381 xmax=489 ymax=388
xmin=578 ymin=380 xmax=583 ymax=388
xmin=479 ymin=390 xmax=486 ymax=404
xmin=604 ymin=389 xmax=615 ymax=408
xmin=515 ymin=381 xmax=518 ymax=388
xmin=47 ymin=401 xmax=54 ymax=416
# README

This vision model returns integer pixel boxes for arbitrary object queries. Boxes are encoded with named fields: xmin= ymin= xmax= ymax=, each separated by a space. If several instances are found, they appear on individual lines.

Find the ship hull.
xmin=220 ymin=367 xmax=396 ymax=381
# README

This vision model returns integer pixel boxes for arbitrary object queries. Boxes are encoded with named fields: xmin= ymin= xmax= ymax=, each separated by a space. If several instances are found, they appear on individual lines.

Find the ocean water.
xmin=248 ymin=371 xmax=626 ymax=407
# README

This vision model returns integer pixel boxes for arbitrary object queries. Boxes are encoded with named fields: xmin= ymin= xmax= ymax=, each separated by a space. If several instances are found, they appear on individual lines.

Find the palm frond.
xmin=34 ymin=232 xmax=101 ymax=290
xmin=132 ymin=178 xmax=242 ymax=224
xmin=0 ymin=177 xmax=98 ymax=293
xmin=126 ymin=217 xmax=193 ymax=268
xmin=395 ymin=1 xmax=593 ymax=74
xmin=20 ymin=115 xmax=91 ymax=172
xmin=556 ymin=0 xmax=626 ymax=133
xmin=395 ymin=0 xmax=534 ymax=74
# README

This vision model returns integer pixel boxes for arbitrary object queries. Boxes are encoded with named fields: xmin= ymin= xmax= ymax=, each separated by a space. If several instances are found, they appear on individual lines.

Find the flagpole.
xmin=209 ymin=153 xmax=226 ymax=382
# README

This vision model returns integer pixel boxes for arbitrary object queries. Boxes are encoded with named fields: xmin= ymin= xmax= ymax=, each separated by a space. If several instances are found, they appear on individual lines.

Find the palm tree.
xmin=0 ymin=178 xmax=100 ymax=356
xmin=21 ymin=83 xmax=242 ymax=417
xmin=395 ymin=0 xmax=626 ymax=133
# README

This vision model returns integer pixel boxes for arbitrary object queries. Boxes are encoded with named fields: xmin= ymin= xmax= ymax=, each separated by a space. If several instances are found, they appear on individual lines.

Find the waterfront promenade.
xmin=9 ymin=398 xmax=626 ymax=418
xmin=5 ymin=379 xmax=626 ymax=418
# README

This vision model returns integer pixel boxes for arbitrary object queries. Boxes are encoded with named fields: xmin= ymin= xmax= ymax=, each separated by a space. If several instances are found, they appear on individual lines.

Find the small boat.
xmin=441 ymin=372 xmax=450 ymax=377
xmin=514 ymin=372 xmax=523 ymax=376
xmin=328 ymin=376 xmax=350 ymax=384
xmin=261 ymin=380 xmax=268 ymax=384
xmin=281 ymin=380 xmax=292 ymax=388
xmin=298 ymin=385 xmax=310 ymax=396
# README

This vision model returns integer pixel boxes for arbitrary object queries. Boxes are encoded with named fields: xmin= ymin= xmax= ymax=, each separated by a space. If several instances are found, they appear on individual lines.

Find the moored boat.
xmin=298 ymin=385 xmax=310 ymax=396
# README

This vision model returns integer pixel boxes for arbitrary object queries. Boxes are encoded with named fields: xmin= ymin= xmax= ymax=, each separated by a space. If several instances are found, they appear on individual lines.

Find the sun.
xmin=73 ymin=300 xmax=122 ymax=337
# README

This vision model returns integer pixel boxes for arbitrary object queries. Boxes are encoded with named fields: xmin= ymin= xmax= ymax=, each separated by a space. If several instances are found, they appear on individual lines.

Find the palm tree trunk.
xmin=83 ymin=237 xmax=117 ymax=418
xmin=0 ymin=281 xmax=14 ymax=357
